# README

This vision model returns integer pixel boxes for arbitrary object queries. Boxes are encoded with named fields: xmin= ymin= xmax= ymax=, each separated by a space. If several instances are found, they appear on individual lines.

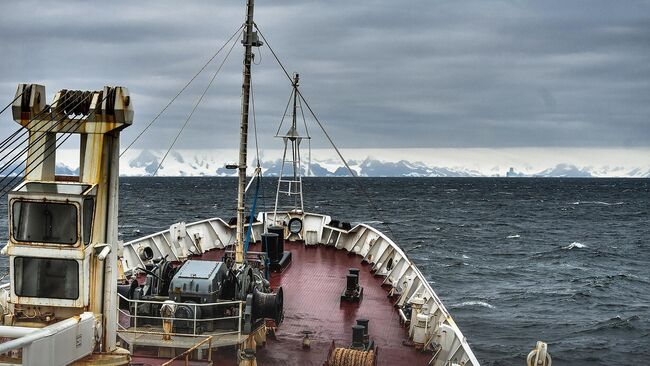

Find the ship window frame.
xmin=13 ymin=257 xmax=80 ymax=300
xmin=11 ymin=199 xmax=79 ymax=245
xmin=82 ymin=198 xmax=95 ymax=245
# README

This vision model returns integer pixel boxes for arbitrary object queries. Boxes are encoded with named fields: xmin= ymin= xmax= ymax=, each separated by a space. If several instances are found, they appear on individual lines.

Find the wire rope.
xmin=0 ymin=87 xmax=26 ymax=117
xmin=254 ymin=24 xmax=356 ymax=177
xmin=297 ymin=96 xmax=312 ymax=177
xmin=275 ymin=90 xmax=294 ymax=137
xmin=0 ymin=92 xmax=111 ymax=197
xmin=152 ymin=29 xmax=242 ymax=176
xmin=120 ymin=25 xmax=244 ymax=157
xmin=250 ymin=70 xmax=261 ymax=169
xmin=0 ymin=91 xmax=92 ymax=178
xmin=254 ymin=23 xmax=403 ymax=241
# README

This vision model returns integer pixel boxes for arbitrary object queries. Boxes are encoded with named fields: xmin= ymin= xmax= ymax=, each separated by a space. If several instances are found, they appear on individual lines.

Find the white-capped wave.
xmin=570 ymin=201 xmax=624 ymax=206
xmin=506 ymin=234 xmax=520 ymax=239
xmin=462 ymin=254 xmax=470 ymax=259
xmin=454 ymin=301 xmax=495 ymax=309
xmin=562 ymin=242 xmax=587 ymax=250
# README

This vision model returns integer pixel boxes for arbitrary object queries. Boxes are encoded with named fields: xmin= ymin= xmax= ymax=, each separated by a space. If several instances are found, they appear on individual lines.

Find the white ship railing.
xmin=117 ymin=293 xmax=243 ymax=340
xmin=121 ymin=211 xmax=480 ymax=366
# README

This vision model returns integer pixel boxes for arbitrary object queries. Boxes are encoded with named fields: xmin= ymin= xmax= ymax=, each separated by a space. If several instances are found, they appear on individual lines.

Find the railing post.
xmin=238 ymin=301 xmax=242 ymax=343
xmin=133 ymin=299 xmax=138 ymax=334
xmin=208 ymin=337 xmax=213 ymax=362
xmin=193 ymin=303 xmax=197 ymax=335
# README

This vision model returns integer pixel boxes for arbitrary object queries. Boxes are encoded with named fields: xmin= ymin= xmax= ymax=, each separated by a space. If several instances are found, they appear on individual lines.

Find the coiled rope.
xmin=329 ymin=348 xmax=375 ymax=366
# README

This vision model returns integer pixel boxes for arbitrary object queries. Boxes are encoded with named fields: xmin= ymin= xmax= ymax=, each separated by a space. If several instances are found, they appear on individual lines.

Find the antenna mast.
xmin=273 ymin=73 xmax=309 ymax=222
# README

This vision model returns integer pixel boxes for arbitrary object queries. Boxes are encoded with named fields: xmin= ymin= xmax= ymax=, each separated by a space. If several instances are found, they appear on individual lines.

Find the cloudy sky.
xmin=0 ymin=0 xmax=648 ymax=154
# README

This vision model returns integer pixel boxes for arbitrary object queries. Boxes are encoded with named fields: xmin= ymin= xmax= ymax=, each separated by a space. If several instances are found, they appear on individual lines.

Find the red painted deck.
xmin=131 ymin=241 xmax=432 ymax=366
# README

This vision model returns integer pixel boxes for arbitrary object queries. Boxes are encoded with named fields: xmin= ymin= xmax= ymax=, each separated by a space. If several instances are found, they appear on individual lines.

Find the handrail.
xmin=116 ymin=330 xmax=213 ymax=366
xmin=160 ymin=335 xmax=212 ymax=366
xmin=119 ymin=294 xmax=242 ymax=307
xmin=117 ymin=293 xmax=244 ymax=337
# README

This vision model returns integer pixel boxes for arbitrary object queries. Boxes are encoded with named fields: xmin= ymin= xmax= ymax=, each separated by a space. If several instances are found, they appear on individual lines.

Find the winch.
xmin=120 ymin=256 xmax=283 ymax=335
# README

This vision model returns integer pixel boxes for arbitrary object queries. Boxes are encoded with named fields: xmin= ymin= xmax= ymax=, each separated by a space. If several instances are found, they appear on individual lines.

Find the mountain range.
xmin=3 ymin=148 xmax=648 ymax=178
xmin=116 ymin=149 xmax=649 ymax=178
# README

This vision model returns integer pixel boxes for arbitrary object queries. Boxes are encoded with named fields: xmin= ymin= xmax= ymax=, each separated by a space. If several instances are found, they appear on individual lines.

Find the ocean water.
xmin=2 ymin=177 xmax=649 ymax=365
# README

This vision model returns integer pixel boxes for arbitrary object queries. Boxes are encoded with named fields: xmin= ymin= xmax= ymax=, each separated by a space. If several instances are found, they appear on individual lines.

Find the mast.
xmin=291 ymin=74 xmax=299 ymax=184
xmin=236 ymin=0 xmax=256 ymax=265
xmin=273 ymin=73 xmax=308 ymax=221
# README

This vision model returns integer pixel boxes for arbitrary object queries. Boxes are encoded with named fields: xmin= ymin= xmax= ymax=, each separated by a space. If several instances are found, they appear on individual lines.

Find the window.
xmin=14 ymin=257 xmax=79 ymax=300
xmin=12 ymin=201 xmax=78 ymax=244
xmin=83 ymin=198 xmax=94 ymax=245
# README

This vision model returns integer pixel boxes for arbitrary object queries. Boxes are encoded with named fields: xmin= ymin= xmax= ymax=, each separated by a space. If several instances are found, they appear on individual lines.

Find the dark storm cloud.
xmin=0 ymin=0 xmax=648 ymax=149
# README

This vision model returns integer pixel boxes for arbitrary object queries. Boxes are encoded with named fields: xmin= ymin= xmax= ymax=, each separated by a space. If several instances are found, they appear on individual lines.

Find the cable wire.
xmin=0 ymin=91 xmax=91 ymax=178
xmin=254 ymin=23 xmax=404 ymax=241
xmin=250 ymin=70 xmax=261 ymax=169
xmin=254 ymin=24 xmax=356 ymax=177
xmin=297 ymin=95 xmax=312 ymax=176
xmin=275 ymin=90 xmax=294 ymax=137
xmin=120 ymin=25 xmax=244 ymax=157
xmin=0 ymin=87 xmax=26 ymax=117
xmin=0 ymin=89 xmax=88 ymax=165
xmin=152 ymin=28 xmax=242 ymax=176
xmin=0 ymin=92 xmax=110 ymax=197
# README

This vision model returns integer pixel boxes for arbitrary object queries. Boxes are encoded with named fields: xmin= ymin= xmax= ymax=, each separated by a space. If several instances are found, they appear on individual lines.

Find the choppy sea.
xmin=2 ymin=177 xmax=649 ymax=365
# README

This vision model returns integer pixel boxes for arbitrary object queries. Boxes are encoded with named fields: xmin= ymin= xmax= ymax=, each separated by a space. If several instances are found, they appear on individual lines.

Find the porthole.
xmin=288 ymin=218 xmax=303 ymax=234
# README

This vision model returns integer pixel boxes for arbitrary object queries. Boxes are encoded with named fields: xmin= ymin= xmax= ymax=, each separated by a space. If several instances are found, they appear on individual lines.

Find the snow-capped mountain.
xmin=4 ymin=148 xmax=647 ymax=178
xmin=115 ymin=149 xmax=650 ymax=178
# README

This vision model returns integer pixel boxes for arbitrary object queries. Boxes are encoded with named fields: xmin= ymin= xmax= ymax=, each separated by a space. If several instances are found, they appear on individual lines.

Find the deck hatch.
xmin=175 ymin=260 xmax=220 ymax=279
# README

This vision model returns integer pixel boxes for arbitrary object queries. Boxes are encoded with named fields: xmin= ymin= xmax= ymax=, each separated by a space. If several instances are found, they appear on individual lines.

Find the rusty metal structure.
xmin=0 ymin=84 xmax=133 ymax=365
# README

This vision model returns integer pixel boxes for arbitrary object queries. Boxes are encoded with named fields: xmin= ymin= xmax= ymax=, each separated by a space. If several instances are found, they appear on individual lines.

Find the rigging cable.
xmin=275 ymin=89 xmax=294 ymax=137
xmin=0 ymin=113 xmax=53 ymax=159
xmin=250 ymin=69 xmax=261 ymax=169
xmin=0 ymin=93 xmax=108 ymax=197
xmin=0 ymin=100 xmax=87 ymax=190
xmin=250 ymin=77 xmax=270 ymax=222
xmin=0 ymin=101 xmax=85 ymax=180
xmin=243 ymin=83 xmax=261 ymax=253
xmin=0 ymin=88 xmax=70 ymax=156
xmin=0 ymin=92 xmax=110 ymax=197
xmin=0 ymin=91 xmax=91 ymax=178
xmin=0 ymin=87 xmax=31 ymax=150
xmin=254 ymin=24 xmax=356 ymax=178
xmin=120 ymin=24 xmax=244 ymax=157
xmin=0 ymin=88 xmax=90 ymax=162
xmin=254 ymin=24 xmax=404 ymax=241
xmin=297 ymin=95 xmax=312 ymax=177
xmin=0 ymin=87 xmax=27 ymax=117
xmin=152 ymin=28 xmax=243 ymax=176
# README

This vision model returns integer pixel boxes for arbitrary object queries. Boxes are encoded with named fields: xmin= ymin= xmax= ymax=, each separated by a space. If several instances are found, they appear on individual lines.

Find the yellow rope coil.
xmin=330 ymin=347 xmax=375 ymax=366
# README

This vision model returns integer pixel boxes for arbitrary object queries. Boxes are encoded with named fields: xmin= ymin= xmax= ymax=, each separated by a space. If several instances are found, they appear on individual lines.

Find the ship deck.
xmin=129 ymin=241 xmax=433 ymax=366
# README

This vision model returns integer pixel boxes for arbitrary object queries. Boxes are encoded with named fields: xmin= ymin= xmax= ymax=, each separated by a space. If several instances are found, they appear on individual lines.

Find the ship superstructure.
xmin=0 ymin=84 xmax=133 ymax=365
